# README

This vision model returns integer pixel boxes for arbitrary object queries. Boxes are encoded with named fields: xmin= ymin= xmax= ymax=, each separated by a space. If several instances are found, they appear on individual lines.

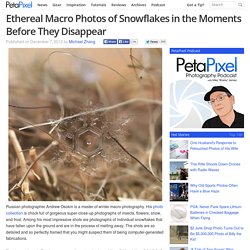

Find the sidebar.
xmin=169 ymin=48 xmax=246 ymax=250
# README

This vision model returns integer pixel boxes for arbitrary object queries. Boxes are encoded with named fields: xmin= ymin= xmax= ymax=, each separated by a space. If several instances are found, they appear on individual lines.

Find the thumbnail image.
xmin=171 ymin=205 xmax=187 ymax=222
xmin=170 ymin=183 xmax=188 ymax=201
xmin=8 ymin=48 xmax=162 ymax=201
xmin=170 ymin=80 xmax=244 ymax=129
xmin=202 ymin=86 xmax=244 ymax=128
xmin=170 ymin=247 xmax=188 ymax=250
xmin=170 ymin=225 xmax=188 ymax=244
xmin=170 ymin=140 xmax=188 ymax=159
xmin=170 ymin=161 xmax=188 ymax=180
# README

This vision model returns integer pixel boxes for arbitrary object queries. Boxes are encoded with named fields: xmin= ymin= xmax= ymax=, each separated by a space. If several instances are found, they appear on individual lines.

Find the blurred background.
xmin=9 ymin=48 xmax=162 ymax=201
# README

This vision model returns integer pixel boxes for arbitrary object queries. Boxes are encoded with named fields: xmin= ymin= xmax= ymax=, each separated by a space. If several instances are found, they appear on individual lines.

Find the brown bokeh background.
xmin=9 ymin=48 xmax=162 ymax=201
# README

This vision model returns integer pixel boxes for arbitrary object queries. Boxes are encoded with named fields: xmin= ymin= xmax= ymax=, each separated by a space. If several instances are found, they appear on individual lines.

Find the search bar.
xmin=210 ymin=1 xmax=244 ymax=8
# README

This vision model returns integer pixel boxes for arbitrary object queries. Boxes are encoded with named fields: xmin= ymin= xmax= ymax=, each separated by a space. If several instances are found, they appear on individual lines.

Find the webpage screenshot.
xmin=1 ymin=0 xmax=249 ymax=249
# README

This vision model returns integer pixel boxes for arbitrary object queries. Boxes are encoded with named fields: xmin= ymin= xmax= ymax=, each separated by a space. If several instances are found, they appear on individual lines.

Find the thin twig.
xmin=129 ymin=48 xmax=143 ymax=80
xmin=49 ymin=94 xmax=65 ymax=134
xmin=9 ymin=129 xmax=30 ymax=199
xmin=42 ymin=166 xmax=58 ymax=187
xmin=9 ymin=141 xmax=58 ymax=195
xmin=110 ymin=135 xmax=162 ymax=183
xmin=45 ymin=50 xmax=128 ymax=81
xmin=148 ymin=136 xmax=162 ymax=177
xmin=19 ymin=97 xmax=162 ymax=131
xmin=92 ymin=167 xmax=111 ymax=201
xmin=9 ymin=104 xmax=52 ymax=109
xmin=29 ymin=147 xmax=42 ymax=181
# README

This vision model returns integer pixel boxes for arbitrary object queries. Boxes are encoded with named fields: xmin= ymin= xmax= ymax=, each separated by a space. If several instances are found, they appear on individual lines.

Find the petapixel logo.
xmin=6 ymin=1 xmax=33 ymax=8
xmin=176 ymin=57 xmax=238 ymax=73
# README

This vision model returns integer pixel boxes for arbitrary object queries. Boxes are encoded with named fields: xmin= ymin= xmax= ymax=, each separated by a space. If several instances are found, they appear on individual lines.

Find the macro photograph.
xmin=8 ymin=48 xmax=162 ymax=201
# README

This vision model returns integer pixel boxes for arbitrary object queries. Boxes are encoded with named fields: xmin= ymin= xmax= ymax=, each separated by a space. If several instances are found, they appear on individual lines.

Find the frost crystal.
xmin=56 ymin=104 xmax=131 ymax=173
